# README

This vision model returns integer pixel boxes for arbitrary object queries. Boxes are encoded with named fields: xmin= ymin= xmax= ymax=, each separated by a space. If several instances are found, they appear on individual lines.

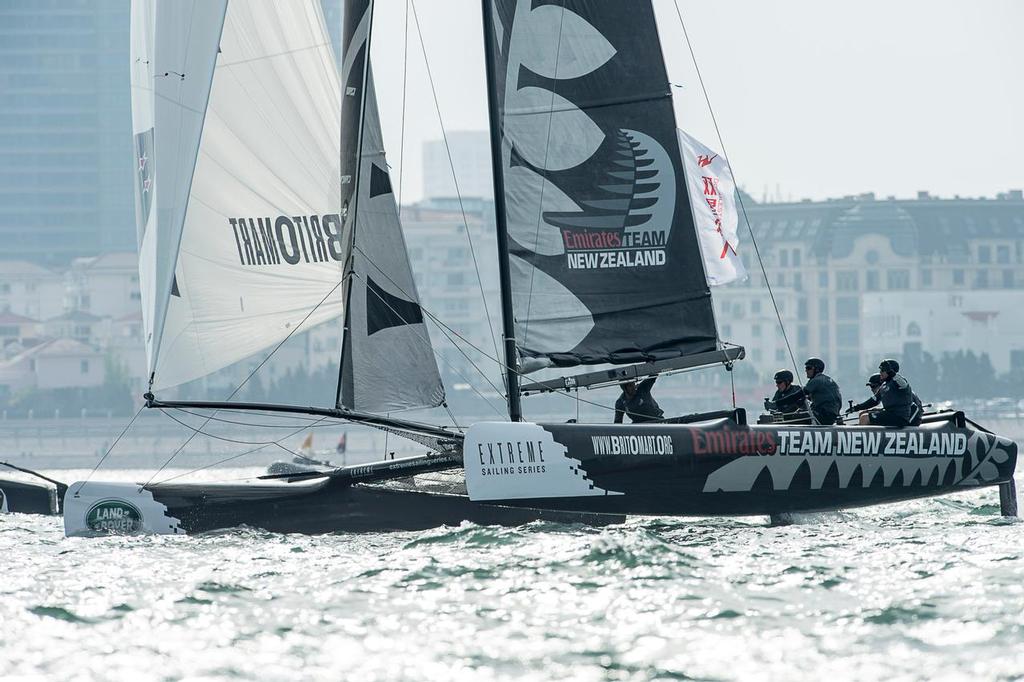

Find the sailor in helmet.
xmin=803 ymin=357 xmax=842 ymax=425
xmin=764 ymin=369 xmax=805 ymax=415
xmin=847 ymin=372 xmax=924 ymax=425
xmin=858 ymin=359 xmax=916 ymax=427
xmin=847 ymin=373 xmax=885 ymax=416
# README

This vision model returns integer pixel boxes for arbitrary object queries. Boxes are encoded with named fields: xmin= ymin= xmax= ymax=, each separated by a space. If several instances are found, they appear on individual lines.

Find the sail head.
xmin=484 ymin=0 xmax=719 ymax=373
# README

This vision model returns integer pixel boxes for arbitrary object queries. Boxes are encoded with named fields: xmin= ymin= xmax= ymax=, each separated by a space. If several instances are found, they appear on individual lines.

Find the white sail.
xmin=677 ymin=129 xmax=748 ymax=286
xmin=131 ymin=0 xmax=227 ymax=385
xmin=137 ymin=1 xmax=347 ymax=391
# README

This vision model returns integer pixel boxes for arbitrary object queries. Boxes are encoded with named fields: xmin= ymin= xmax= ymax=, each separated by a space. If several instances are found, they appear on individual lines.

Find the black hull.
xmin=488 ymin=476 xmax=1007 ymax=517
xmin=0 ymin=477 xmax=58 ymax=515
xmin=62 ymin=477 xmax=623 ymax=535
xmin=159 ymin=479 xmax=624 ymax=533
xmin=464 ymin=415 xmax=1019 ymax=517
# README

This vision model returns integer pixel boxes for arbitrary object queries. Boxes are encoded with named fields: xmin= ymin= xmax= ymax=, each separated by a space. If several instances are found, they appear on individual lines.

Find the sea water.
xmin=2 ymin=472 xmax=1023 ymax=681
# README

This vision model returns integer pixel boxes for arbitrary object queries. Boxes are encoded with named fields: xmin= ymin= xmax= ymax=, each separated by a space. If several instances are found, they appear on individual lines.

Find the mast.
xmin=335 ymin=0 xmax=375 ymax=408
xmin=480 ymin=0 xmax=523 ymax=422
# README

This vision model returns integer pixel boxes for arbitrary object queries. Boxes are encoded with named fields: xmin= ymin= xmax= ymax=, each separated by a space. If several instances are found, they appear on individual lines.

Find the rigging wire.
xmin=409 ymin=0 xmax=503 ymax=382
xmin=160 ymin=409 xmax=321 ymax=447
xmin=397 ymin=0 xmax=411 ymax=213
xmin=671 ymin=1 xmax=802 ymax=385
xmin=142 ymin=274 xmax=349 ymax=489
xmin=355 ymin=245 xmax=625 ymax=416
xmin=150 ymin=418 xmax=326 ymax=487
xmin=442 ymin=403 xmax=464 ymax=434
xmin=165 ymin=406 xmax=341 ymax=430
xmin=349 ymin=266 xmax=507 ymax=417
xmin=72 ymin=403 xmax=145 ymax=496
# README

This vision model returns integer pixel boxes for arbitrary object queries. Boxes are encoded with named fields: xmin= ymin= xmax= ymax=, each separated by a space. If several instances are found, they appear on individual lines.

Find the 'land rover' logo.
xmin=85 ymin=499 xmax=143 ymax=534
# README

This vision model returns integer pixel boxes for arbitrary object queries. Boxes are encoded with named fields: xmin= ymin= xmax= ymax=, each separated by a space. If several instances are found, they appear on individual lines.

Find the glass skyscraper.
xmin=0 ymin=0 xmax=343 ymax=267
xmin=0 ymin=1 xmax=134 ymax=265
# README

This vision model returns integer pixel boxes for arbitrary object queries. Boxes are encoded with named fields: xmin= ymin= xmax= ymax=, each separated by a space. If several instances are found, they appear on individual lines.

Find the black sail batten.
xmin=482 ymin=0 xmax=719 ymax=377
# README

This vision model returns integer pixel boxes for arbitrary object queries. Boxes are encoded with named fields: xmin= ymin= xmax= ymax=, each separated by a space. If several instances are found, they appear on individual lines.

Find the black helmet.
xmin=866 ymin=373 xmax=882 ymax=387
xmin=774 ymin=369 xmax=794 ymax=383
xmin=804 ymin=357 xmax=825 ymax=372
xmin=878 ymin=358 xmax=900 ymax=375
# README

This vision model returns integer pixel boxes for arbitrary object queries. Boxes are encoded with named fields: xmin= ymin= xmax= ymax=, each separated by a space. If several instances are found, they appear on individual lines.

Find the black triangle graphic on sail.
xmin=170 ymin=275 xmax=180 ymax=297
xmin=366 ymin=276 xmax=422 ymax=336
xmin=368 ymin=162 xmax=392 ymax=198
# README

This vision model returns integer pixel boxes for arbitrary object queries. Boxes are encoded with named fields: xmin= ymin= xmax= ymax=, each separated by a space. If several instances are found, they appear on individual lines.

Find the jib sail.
xmin=134 ymin=1 xmax=348 ymax=391
xmin=483 ymin=0 xmax=719 ymax=372
xmin=336 ymin=0 xmax=445 ymax=413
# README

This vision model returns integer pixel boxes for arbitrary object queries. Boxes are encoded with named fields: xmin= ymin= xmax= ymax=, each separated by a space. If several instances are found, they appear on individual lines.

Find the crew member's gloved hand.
xmin=763 ymin=398 xmax=772 ymax=411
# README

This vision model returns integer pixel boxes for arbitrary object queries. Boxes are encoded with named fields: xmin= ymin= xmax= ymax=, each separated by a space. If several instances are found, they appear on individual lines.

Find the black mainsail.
xmin=482 ymin=0 xmax=719 ymax=376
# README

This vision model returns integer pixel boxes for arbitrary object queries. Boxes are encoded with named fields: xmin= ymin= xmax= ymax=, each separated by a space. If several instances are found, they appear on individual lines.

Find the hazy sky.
xmin=367 ymin=0 xmax=1024 ymax=204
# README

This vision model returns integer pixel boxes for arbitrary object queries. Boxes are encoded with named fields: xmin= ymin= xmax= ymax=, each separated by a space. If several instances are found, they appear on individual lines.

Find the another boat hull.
xmin=62 ymin=477 xmax=623 ymax=536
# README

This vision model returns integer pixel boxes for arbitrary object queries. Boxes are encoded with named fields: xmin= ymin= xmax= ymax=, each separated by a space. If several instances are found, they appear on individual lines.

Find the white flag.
xmin=677 ymin=129 xmax=748 ymax=286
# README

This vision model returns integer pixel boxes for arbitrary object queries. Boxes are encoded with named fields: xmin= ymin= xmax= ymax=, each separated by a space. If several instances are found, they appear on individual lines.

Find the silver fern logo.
xmin=500 ymin=1 xmax=673 ymax=272
xmin=550 ymin=128 xmax=675 ymax=270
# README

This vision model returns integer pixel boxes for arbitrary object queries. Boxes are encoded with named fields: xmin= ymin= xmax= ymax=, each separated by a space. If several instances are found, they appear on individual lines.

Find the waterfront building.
xmin=0 ymin=337 xmax=104 ymax=397
xmin=0 ymin=261 xmax=64 ymax=320
xmin=63 ymin=252 xmax=140 ymax=319
xmin=715 ymin=190 xmax=1024 ymax=386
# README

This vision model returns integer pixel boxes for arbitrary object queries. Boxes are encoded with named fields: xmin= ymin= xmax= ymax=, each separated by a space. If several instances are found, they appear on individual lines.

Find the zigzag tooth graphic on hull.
xmin=808 ymin=458 xmax=835 ymax=489
xmin=858 ymin=459 xmax=884 ymax=488
xmin=703 ymin=453 xmax=976 ymax=494
xmin=769 ymin=459 xmax=804 ymax=490
xmin=836 ymin=459 xmax=862 ymax=488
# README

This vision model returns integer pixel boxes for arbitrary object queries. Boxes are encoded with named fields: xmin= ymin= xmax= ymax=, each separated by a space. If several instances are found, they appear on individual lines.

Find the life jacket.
xmin=879 ymin=374 xmax=913 ymax=420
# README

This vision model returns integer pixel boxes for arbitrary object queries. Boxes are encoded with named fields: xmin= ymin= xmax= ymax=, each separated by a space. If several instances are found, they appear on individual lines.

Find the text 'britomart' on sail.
xmin=484 ymin=0 xmax=719 ymax=373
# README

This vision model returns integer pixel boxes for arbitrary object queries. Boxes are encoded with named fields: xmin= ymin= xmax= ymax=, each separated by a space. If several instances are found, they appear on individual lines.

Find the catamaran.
xmin=1 ymin=0 xmax=1017 ymax=534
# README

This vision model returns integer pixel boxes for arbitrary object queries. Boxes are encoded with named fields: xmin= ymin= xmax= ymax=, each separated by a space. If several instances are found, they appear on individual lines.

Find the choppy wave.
xmin=1 ymin=473 xmax=1022 ymax=680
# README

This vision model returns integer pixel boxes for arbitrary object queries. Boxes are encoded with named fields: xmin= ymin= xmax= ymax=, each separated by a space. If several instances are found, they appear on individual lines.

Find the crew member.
xmin=803 ymin=357 xmax=842 ymax=425
xmin=764 ymin=369 xmax=805 ymax=414
xmin=843 ymin=368 xmax=925 ymax=421
xmin=858 ymin=359 xmax=914 ymax=427
xmin=614 ymin=377 xmax=663 ymax=424
xmin=847 ymin=373 xmax=884 ymax=414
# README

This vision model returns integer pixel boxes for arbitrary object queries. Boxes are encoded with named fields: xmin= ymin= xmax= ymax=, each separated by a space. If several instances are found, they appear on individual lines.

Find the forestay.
xmin=336 ymin=0 xmax=444 ymax=413
xmin=483 ymin=0 xmax=719 ymax=373
xmin=134 ymin=0 xmax=347 ymax=391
